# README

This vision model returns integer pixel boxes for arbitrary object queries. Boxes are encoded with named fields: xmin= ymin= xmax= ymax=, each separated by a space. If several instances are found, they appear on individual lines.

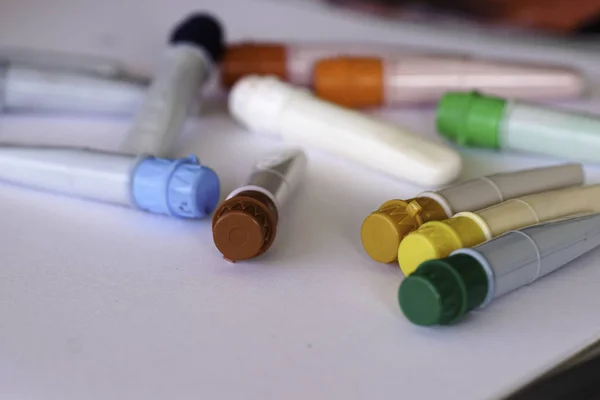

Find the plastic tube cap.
xmin=436 ymin=91 xmax=507 ymax=148
xmin=398 ymin=254 xmax=488 ymax=326
xmin=313 ymin=57 xmax=384 ymax=108
xmin=398 ymin=221 xmax=463 ymax=275
xmin=361 ymin=198 xmax=447 ymax=263
xmin=212 ymin=192 xmax=278 ymax=262
xmin=132 ymin=155 xmax=220 ymax=219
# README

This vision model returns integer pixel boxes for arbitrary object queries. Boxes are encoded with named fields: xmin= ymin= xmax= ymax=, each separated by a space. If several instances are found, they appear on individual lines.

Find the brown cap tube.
xmin=313 ymin=57 xmax=385 ymax=108
xmin=212 ymin=191 xmax=279 ymax=262
xmin=221 ymin=43 xmax=287 ymax=88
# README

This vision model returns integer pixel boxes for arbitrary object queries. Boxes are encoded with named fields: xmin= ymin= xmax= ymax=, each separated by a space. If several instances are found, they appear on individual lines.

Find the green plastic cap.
xmin=398 ymin=253 xmax=489 ymax=326
xmin=436 ymin=91 xmax=507 ymax=149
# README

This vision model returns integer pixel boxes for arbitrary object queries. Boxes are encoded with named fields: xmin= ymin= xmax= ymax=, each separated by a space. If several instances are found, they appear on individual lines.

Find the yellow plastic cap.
xmin=398 ymin=221 xmax=463 ymax=275
xmin=398 ymin=216 xmax=488 ymax=275
xmin=361 ymin=198 xmax=447 ymax=263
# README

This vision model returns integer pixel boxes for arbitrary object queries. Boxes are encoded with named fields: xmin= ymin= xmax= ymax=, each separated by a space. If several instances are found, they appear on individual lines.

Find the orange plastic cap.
xmin=313 ymin=57 xmax=384 ymax=108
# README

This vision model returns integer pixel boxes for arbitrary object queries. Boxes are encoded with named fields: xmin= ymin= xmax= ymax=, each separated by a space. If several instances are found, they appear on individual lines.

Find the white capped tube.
xmin=229 ymin=75 xmax=462 ymax=187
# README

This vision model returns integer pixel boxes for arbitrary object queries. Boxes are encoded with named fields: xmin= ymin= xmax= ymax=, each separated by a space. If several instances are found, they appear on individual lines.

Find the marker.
xmin=361 ymin=163 xmax=583 ymax=264
xmin=121 ymin=13 xmax=225 ymax=157
xmin=0 ymin=146 xmax=220 ymax=219
xmin=314 ymin=56 xmax=584 ymax=108
xmin=221 ymin=42 xmax=406 ymax=88
xmin=212 ymin=148 xmax=306 ymax=262
xmin=437 ymin=91 xmax=600 ymax=163
xmin=229 ymin=75 xmax=462 ymax=187
xmin=397 ymin=184 xmax=600 ymax=275
xmin=0 ymin=48 xmax=148 ymax=116
xmin=399 ymin=213 xmax=600 ymax=326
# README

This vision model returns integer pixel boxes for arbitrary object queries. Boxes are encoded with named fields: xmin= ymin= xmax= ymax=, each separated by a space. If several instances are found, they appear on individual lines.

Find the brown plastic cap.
xmin=212 ymin=191 xmax=278 ymax=262
xmin=221 ymin=43 xmax=287 ymax=88
xmin=313 ymin=57 xmax=384 ymax=108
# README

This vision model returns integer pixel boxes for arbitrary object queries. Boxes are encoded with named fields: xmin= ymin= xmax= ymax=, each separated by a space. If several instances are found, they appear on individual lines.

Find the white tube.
xmin=0 ymin=47 xmax=148 ymax=80
xmin=501 ymin=102 xmax=600 ymax=163
xmin=229 ymin=75 xmax=462 ymax=186
xmin=0 ymin=65 xmax=145 ymax=115
xmin=0 ymin=146 xmax=136 ymax=205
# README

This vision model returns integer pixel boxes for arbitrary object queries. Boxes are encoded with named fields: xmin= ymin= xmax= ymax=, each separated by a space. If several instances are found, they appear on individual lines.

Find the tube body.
xmin=120 ymin=44 xmax=211 ymax=157
xmin=0 ymin=146 xmax=134 ymax=205
xmin=0 ymin=47 xmax=148 ymax=80
xmin=212 ymin=149 xmax=307 ymax=262
xmin=361 ymin=163 xmax=583 ymax=263
xmin=457 ymin=213 xmax=600 ymax=307
xmin=501 ymin=102 xmax=600 ymax=163
xmin=227 ymin=148 xmax=307 ymax=208
xmin=398 ymin=184 xmax=600 ymax=275
xmin=0 ymin=63 xmax=145 ymax=115
xmin=382 ymin=57 xmax=583 ymax=104
xmin=229 ymin=75 xmax=461 ymax=187
xmin=421 ymin=162 xmax=584 ymax=216
xmin=0 ymin=146 xmax=220 ymax=219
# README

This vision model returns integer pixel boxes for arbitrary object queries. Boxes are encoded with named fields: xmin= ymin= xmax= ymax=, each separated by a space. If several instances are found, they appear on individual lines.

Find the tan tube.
xmin=476 ymin=184 xmax=600 ymax=237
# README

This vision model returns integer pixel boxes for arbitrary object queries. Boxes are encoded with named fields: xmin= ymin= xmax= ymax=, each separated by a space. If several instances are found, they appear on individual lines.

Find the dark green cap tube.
xmin=398 ymin=253 xmax=489 ymax=326
xmin=436 ymin=91 xmax=507 ymax=149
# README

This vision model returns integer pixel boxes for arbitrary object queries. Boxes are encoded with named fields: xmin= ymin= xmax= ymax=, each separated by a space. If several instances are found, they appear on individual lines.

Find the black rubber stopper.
xmin=170 ymin=13 xmax=225 ymax=63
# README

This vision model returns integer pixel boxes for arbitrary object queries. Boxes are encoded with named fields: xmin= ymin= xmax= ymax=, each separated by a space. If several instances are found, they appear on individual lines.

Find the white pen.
xmin=0 ymin=48 xmax=148 ymax=116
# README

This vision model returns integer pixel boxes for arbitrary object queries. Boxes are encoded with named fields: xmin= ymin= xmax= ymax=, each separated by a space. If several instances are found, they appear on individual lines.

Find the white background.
xmin=2 ymin=1 xmax=600 ymax=399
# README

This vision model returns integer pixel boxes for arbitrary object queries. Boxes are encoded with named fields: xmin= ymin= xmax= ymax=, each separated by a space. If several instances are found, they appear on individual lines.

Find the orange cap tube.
xmin=313 ymin=55 xmax=584 ymax=108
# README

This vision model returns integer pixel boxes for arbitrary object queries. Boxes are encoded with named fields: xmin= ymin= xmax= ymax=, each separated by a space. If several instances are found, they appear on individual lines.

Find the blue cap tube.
xmin=131 ymin=155 xmax=220 ymax=219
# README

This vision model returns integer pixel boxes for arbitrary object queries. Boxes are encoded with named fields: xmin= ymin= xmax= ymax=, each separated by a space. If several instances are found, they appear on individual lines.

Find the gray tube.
xmin=454 ymin=213 xmax=600 ymax=307
xmin=422 ymin=163 xmax=583 ymax=215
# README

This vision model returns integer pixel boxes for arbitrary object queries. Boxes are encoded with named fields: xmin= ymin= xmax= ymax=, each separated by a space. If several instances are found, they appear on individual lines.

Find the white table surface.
xmin=2 ymin=1 xmax=600 ymax=399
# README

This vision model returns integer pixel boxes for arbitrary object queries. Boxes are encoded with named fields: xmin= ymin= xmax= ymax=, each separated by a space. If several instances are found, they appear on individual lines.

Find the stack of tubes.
xmin=2 ymin=12 xmax=600 ymax=327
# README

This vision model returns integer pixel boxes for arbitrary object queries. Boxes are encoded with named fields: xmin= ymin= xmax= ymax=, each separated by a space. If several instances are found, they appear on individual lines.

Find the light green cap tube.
xmin=436 ymin=91 xmax=508 ymax=149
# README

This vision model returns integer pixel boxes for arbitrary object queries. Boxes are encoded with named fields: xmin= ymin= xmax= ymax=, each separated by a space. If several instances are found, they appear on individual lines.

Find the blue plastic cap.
xmin=131 ymin=155 xmax=220 ymax=219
